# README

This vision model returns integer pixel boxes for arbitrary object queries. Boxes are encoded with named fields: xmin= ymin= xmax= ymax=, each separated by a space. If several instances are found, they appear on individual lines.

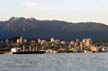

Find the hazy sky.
xmin=0 ymin=0 xmax=107 ymax=24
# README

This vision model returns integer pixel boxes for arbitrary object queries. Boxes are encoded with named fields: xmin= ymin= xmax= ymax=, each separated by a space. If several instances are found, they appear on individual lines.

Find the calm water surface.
xmin=0 ymin=53 xmax=108 ymax=71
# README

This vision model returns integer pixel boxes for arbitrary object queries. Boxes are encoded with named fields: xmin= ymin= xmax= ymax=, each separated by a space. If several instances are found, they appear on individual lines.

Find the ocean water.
xmin=0 ymin=53 xmax=108 ymax=71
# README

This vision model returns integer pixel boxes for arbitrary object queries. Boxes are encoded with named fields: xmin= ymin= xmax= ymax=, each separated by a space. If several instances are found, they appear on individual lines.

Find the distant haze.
xmin=0 ymin=0 xmax=107 ymax=24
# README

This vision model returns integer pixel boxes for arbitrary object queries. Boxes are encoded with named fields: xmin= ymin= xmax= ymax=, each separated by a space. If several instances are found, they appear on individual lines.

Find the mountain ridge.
xmin=0 ymin=17 xmax=108 ymax=41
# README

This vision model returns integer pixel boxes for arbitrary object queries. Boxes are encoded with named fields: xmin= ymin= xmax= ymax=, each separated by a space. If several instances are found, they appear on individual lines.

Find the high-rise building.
xmin=16 ymin=37 xmax=24 ymax=44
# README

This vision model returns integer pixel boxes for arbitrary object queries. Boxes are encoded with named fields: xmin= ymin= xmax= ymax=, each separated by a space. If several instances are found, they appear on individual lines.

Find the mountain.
xmin=0 ymin=17 xmax=108 ymax=41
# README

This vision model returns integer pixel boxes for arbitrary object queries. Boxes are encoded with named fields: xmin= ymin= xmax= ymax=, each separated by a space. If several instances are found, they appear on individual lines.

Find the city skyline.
xmin=0 ymin=0 xmax=107 ymax=24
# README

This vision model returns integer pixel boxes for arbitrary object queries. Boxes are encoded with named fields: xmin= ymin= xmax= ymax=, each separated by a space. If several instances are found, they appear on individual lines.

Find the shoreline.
xmin=0 ymin=50 xmax=107 ymax=54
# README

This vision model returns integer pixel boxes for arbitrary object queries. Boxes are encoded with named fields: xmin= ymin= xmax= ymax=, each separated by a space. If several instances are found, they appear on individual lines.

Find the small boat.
xmin=11 ymin=48 xmax=45 ymax=54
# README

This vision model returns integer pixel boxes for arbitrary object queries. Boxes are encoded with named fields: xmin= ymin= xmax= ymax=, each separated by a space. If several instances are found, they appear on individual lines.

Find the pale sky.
xmin=0 ymin=0 xmax=108 ymax=24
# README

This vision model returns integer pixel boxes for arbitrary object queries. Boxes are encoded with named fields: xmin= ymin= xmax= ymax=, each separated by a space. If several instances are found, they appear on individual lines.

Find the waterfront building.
xmin=82 ymin=38 xmax=92 ymax=47
xmin=70 ymin=41 xmax=74 ymax=45
xmin=61 ymin=41 xmax=66 ymax=45
xmin=5 ymin=39 xmax=9 ymax=44
xmin=90 ymin=45 xmax=99 ymax=52
xmin=37 ymin=39 xmax=41 ymax=44
xmin=55 ymin=40 xmax=60 ymax=44
xmin=50 ymin=38 xmax=55 ymax=43
xmin=80 ymin=42 xmax=84 ymax=51
xmin=11 ymin=47 xmax=21 ymax=53
xmin=24 ymin=39 xmax=27 ymax=43
xmin=41 ymin=40 xmax=46 ymax=45
xmin=16 ymin=37 xmax=24 ymax=45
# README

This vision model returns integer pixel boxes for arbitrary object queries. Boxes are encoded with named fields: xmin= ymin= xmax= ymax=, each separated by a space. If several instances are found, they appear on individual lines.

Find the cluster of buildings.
xmin=0 ymin=37 xmax=107 ymax=54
